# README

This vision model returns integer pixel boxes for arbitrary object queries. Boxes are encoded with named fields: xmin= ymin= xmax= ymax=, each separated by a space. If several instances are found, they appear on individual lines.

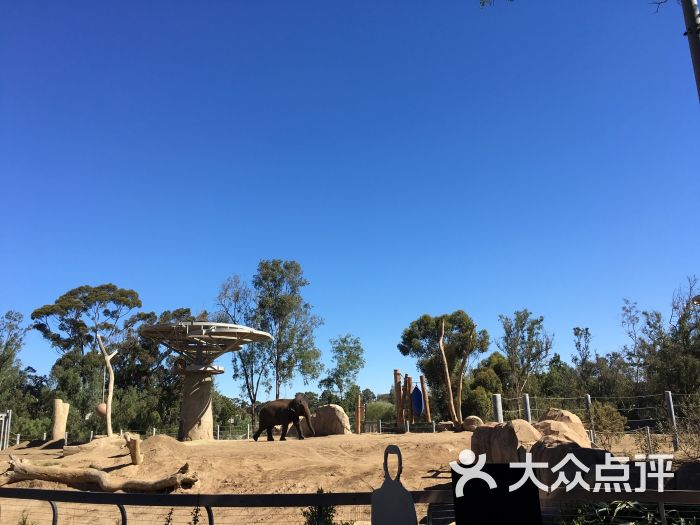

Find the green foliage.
xmin=162 ymin=508 xmax=174 ymax=525
xmin=253 ymin=259 xmax=323 ymax=399
xmin=397 ymin=310 xmax=488 ymax=421
xmin=319 ymin=334 xmax=365 ymax=400
xmin=361 ymin=388 xmax=376 ymax=403
xmin=591 ymin=401 xmax=626 ymax=451
xmin=470 ymin=367 xmax=502 ymax=394
xmin=17 ymin=511 xmax=38 ymax=525
xmin=364 ymin=401 xmax=394 ymax=421
xmin=188 ymin=505 xmax=201 ymax=525
xmin=497 ymin=309 xmax=552 ymax=397
xmin=461 ymin=386 xmax=492 ymax=421
xmin=564 ymin=501 xmax=697 ymax=524
xmin=537 ymin=353 xmax=579 ymax=398
xmin=301 ymin=489 xmax=354 ymax=525
xmin=31 ymin=284 xmax=141 ymax=355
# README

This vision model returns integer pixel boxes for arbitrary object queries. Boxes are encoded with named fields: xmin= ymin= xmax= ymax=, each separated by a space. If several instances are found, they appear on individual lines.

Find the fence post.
xmin=90 ymin=431 xmax=93 ymax=442
xmin=432 ymin=420 xmax=436 ymax=433
xmin=217 ymin=424 xmax=220 ymax=440
xmin=522 ymin=394 xmax=532 ymax=423
xmin=664 ymin=390 xmax=679 ymax=451
xmin=585 ymin=394 xmax=596 ymax=444
xmin=356 ymin=393 xmax=362 ymax=434
xmin=492 ymin=394 xmax=503 ymax=423
xmin=406 ymin=420 xmax=410 ymax=433
xmin=247 ymin=424 xmax=250 ymax=440
xmin=379 ymin=420 xmax=382 ymax=434
xmin=64 ymin=432 xmax=68 ymax=444
xmin=43 ymin=432 xmax=47 ymax=441
xmin=16 ymin=434 xmax=20 ymax=445
xmin=6 ymin=409 xmax=12 ymax=449
xmin=645 ymin=426 xmax=654 ymax=455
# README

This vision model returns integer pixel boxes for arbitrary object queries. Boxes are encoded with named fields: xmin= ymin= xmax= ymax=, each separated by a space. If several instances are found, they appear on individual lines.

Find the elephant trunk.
xmin=304 ymin=405 xmax=315 ymax=437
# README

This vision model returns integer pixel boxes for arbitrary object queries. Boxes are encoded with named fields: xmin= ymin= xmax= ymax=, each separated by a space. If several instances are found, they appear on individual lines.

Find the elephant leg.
xmin=293 ymin=420 xmax=304 ymax=440
xmin=280 ymin=422 xmax=289 ymax=441
xmin=253 ymin=426 xmax=263 ymax=442
xmin=266 ymin=427 xmax=274 ymax=441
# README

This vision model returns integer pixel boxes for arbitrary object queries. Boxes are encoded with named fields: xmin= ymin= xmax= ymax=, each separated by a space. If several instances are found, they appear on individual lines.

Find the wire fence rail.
xmin=1 ymin=486 xmax=699 ymax=524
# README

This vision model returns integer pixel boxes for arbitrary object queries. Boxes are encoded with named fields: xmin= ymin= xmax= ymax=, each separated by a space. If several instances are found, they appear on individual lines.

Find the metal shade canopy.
xmin=139 ymin=322 xmax=272 ymax=440
xmin=141 ymin=322 xmax=272 ymax=369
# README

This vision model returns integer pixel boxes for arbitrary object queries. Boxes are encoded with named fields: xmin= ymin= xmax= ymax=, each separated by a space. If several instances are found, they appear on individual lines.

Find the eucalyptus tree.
xmin=398 ymin=311 xmax=488 ymax=424
xmin=252 ymin=260 xmax=323 ymax=399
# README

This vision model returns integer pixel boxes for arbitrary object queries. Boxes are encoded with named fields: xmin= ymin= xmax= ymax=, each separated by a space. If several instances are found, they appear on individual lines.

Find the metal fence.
xmin=1 ymin=486 xmax=698 ymax=524
xmin=0 ymin=487 xmax=451 ymax=525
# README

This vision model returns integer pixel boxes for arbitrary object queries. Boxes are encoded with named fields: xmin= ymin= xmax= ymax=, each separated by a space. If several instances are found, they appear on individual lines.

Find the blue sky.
xmin=1 ymin=1 xmax=698 ymax=401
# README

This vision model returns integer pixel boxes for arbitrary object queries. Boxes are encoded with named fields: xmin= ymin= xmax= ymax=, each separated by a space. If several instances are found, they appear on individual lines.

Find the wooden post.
xmin=406 ymin=376 xmax=414 ymax=424
xmin=51 ymin=400 xmax=69 ymax=442
xmin=355 ymin=393 xmax=362 ymax=434
xmin=394 ymin=369 xmax=404 ymax=429
xmin=665 ymin=391 xmax=679 ymax=451
xmin=96 ymin=335 xmax=118 ymax=437
xmin=403 ymin=374 xmax=412 ymax=426
xmin=420 ymin=375 xmax=431 ymax=423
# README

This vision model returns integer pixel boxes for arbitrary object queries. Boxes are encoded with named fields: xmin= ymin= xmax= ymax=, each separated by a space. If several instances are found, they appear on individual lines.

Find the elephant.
xmin=253 ymin=395 xmax=315 ymax=441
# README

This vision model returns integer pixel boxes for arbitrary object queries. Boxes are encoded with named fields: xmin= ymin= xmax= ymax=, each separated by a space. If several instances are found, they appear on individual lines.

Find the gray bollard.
xmin=492 ymin=394 xmax=503 ymax=423
xmin=523 ymin=394 xmax=532 ymax=423
xmin=585 ymin=394 xmax=596 ymax=444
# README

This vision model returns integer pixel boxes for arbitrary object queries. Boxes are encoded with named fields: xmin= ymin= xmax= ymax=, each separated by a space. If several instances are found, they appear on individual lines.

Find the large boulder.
xmin=313 ymin=404 xmax=351 ymax=436
xmin=531 ymin=436 xmax=608 ymax=488
xmin=471 ymin=419 xmax=542 ymax=463
xmin=537 ymin=409 xmax=589 ymax=445
xmin=462 ymin=416 xmax=484 ymax=432
xmin=534 ymin=420 xmax=591 ymax=448
xmin=285 ymin=416 xmax=315 ymax=438
xmin=436 ymin=421 xmax=455 ymax=432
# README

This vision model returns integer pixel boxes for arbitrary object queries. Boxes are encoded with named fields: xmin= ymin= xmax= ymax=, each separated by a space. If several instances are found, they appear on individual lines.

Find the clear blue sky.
xmin=1 ymin=1 xmax=698 ymax=401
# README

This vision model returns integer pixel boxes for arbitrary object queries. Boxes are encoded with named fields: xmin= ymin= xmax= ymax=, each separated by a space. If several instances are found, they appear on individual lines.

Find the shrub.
xmin=364 ymin=401 xmax=394 ymax=422
xmin=591 ymin=401 xmax=626 ymax=451
xmin=461 ymin=386 xmax=493 ymax=422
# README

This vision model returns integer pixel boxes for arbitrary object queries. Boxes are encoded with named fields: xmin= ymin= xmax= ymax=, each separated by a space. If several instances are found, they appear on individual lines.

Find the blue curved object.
xmin=411 ymin=385 xmax=424 ymax=417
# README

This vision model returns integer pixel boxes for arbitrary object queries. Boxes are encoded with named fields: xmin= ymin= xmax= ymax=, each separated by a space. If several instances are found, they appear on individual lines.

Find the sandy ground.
xmin=0 ymin=432 xmax=682 ymax=524
xmin=0 ymin=432 xmax=469 ymax=524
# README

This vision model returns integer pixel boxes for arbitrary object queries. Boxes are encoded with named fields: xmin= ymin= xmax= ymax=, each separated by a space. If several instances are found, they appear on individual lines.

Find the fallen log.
xmin=0 ymin=455 xmax=197 ymax=492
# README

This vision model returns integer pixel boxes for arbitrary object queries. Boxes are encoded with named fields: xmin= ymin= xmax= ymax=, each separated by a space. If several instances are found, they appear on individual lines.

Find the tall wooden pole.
xmin=681 ymin=0 xmax=700 ymax=101
xmin=406 ymin=375 xmax=414 ymax=424
xmin=420 ymin=375 xmax=431 ymax=423
xmin=403 ymin=375 xmax=410 ymax=427
xmin=96 ymin=335 xmax=118 ymax=437
xmin=394 ymin=369 xmax=404 ymax=428
xmin=356 ymin=393 xmax=362 ymax=434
